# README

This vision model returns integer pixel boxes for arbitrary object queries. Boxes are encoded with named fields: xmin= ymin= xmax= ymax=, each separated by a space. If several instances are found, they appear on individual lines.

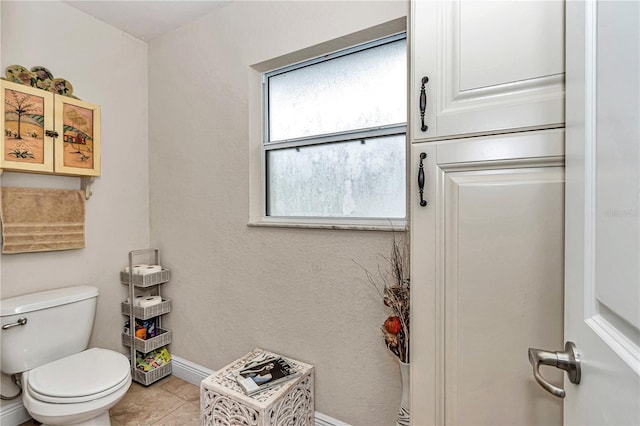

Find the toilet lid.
xmin=28 ymin=348 xmax=130 ymax=402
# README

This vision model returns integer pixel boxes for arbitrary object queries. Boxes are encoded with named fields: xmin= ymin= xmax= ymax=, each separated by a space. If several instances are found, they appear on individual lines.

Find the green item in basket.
xmin=158 ymin=347 xmax=172 ymax=363
xmin=136 ymin=347 xmax=172 ymax=372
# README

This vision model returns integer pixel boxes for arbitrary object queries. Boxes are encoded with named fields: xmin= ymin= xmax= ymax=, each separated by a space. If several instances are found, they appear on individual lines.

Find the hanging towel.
xmin=0 ymin=187 xmax=86 ymax=254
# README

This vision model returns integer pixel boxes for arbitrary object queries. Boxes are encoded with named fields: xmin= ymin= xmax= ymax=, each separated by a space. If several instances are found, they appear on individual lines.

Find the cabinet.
xmin=1 ymin=79 xmax=100 ymax=176
xmin=121 ymin=249 xmax=172 ymax=385
xmin=410 ymin=0 xmax=565 ymax=141
xmin=410 ymin=129 xmax=565 ymax=425
xmin=410 ymin=2 xmax=568 ymax=423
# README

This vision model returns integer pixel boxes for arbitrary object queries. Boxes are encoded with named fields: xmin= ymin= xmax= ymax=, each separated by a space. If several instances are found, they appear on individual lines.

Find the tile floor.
xmin=19 ymin=376 xmax=200 ymax=426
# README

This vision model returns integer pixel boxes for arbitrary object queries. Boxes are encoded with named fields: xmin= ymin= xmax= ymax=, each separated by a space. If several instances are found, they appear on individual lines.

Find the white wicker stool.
xmin=200 ymin=348 xmax=314 ymax=426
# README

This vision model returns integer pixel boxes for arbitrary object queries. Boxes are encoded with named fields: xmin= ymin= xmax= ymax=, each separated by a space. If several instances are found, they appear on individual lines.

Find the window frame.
xmin=260 ymin=33 xmax=408 ymax=229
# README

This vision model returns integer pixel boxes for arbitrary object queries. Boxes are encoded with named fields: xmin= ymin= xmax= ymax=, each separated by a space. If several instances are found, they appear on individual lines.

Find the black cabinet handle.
xmin=418 ymin=152 xmax=427 ymax=207
xmin=419 ymin=76 xmax=429 ymax=132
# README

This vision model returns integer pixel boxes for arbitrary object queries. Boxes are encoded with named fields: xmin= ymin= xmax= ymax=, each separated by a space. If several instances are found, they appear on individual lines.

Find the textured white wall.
xmin=0 ymin=1 xmax=149 ymax=353
xmin=148 ymin=1 xmax=408 ymax=424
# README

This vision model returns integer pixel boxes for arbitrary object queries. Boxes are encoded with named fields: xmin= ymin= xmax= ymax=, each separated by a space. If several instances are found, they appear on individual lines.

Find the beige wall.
xmin=148 ymin=1 xmax=408 ymax=424
xmin=0 ymin=0 xmax=149 ymax=390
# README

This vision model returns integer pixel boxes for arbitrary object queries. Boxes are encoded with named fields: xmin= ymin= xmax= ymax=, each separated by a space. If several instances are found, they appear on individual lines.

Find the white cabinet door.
xmin=410 ymin=129 xmax=565 ymax=425
xmin=563 ymin=1 xmax=640 ymax=424
xmin=410 ymin=0 xmax=565 ymax=141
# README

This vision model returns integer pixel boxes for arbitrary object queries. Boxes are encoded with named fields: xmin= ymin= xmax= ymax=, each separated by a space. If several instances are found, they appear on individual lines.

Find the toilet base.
xmin=40 ymin=411 xmax=110 ymax=426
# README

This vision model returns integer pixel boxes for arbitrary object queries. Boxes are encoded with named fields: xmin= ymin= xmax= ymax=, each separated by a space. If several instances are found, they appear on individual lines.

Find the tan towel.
xmin=0 ymin=187 xmax=86 ymax=254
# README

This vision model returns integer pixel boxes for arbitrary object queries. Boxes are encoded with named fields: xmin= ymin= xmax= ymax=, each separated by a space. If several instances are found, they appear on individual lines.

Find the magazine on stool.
xmin=235 ymin=353 xmax=301 ymax=396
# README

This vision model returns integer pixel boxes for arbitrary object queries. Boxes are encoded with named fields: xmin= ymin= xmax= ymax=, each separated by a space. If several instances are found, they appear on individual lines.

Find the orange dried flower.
xmin=384 ymin=316 xmax=402 ymax=335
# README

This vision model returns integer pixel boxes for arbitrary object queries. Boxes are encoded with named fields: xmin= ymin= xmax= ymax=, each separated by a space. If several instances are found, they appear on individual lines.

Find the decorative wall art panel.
xmin=55 ymin=96 xmax=101 ymax=176
xmin=1 ymin=80 xmax=55 ymax=173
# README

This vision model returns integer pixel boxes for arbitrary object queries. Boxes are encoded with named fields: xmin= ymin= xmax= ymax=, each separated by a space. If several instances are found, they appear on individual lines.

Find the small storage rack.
xmin=121 ymin=248 xmax=172 ymax=385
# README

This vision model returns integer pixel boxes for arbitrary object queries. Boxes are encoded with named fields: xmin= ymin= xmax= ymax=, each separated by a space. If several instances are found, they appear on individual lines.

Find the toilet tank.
xmin=0 ymin=286 xmax=99 ymax=375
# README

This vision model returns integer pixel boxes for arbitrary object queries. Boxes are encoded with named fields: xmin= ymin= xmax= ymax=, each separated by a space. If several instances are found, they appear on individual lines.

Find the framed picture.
xmin=1 ymin=79 xmax=55 ymax=173
xmin=54 ymin=95 xmax=101 ymax=176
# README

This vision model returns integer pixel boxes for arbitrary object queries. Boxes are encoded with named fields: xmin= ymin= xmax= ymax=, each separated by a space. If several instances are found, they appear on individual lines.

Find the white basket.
xmin=121 ymin=300 xmax=171 ymax=320
xmin=122 ymin=328 xmax=172 ymax=353
xmin=134 ymin=361 xmax=172 ymax=386
xmin=120 ymin=269 xmax=170 ymax=287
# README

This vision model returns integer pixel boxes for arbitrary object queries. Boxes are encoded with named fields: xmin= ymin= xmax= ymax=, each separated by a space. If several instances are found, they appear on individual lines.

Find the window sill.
xmin=247 ymin=218 xmax=407 ymax=232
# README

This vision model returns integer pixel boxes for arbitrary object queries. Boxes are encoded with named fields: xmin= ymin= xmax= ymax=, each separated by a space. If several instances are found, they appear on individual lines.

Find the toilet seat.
xmin=27 ymin=348 xmax=130 ymax=404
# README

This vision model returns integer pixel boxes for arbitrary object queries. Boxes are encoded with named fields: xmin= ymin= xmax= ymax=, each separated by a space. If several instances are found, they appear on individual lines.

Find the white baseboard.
xmin=314 ymin=411 xmax=353 ymax=426
xmin=171 ymin=354 xmax=215 ymax=384
xmin=0 ymin=399 xmax=30 ymax=426
xmin=171 ymin=354 xmax=351 ymax=426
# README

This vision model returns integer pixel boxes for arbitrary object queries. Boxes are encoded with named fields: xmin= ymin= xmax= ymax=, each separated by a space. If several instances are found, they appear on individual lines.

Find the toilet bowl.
xmin=22 ymin=348 xmax=131 ymax=426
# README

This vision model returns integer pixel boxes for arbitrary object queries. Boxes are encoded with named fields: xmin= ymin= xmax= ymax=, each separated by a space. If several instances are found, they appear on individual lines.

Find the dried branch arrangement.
xmin=358 ymin=234 xmax=410 ymax=363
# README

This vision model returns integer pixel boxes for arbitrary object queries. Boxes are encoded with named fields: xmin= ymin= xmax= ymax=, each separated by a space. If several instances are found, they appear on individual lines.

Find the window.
xmin=262 ymin=34 xmax=407 ymax=226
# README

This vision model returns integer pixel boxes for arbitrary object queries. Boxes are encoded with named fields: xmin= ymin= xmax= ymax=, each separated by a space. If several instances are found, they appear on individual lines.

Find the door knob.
xmin=528 ymin=341 xmax=581 ymax=398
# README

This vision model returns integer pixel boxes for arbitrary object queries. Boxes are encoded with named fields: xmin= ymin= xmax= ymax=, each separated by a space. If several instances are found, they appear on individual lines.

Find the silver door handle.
xmin=528 ymin=341 xmax=581 ymax=398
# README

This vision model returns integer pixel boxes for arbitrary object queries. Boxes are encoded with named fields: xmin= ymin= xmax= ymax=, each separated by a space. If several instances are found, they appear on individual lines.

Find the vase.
xmin=397 ymin=361 xmax=410 ymax=426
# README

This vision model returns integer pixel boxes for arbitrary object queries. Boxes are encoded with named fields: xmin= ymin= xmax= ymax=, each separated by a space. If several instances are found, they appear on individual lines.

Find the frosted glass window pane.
xmin=266 ymin=135 xmax=406 ymax=218
xmin=268 ymin=39 xmax=406 ymax=141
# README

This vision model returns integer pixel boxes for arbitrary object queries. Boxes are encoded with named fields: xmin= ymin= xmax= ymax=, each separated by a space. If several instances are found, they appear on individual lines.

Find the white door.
xmin=561 ymin=1 xmax=640 ymax=424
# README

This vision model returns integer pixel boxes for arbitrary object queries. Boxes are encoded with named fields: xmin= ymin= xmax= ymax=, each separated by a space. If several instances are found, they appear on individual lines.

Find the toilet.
xmin=0 ymin=286 xmax=131 ymax=425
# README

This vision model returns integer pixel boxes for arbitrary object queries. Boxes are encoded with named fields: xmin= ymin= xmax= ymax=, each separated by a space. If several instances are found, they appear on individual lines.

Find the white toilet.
xmin=0 ymin=286 xmax=131 ymax=425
